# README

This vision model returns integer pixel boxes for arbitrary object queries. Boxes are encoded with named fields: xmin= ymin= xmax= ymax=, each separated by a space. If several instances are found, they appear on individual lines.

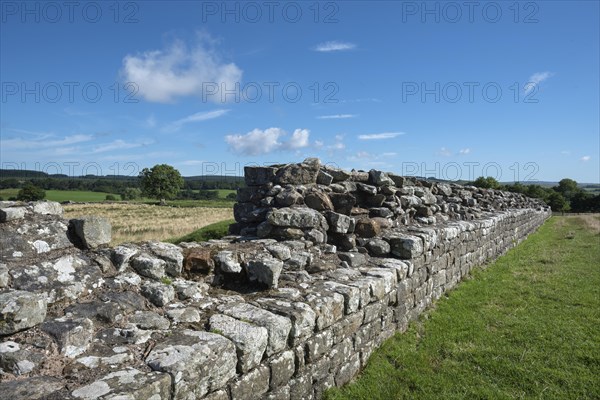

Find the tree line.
xmin=471 ymin=177 xmax=600 ymax=213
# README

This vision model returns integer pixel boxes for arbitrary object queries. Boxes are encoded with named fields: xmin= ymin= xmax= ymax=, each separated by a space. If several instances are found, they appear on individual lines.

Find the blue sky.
xmin=1 ymin=1 xmax=598 ymax=182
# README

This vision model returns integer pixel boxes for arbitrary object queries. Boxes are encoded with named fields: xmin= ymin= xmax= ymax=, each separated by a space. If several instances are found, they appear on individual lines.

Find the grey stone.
xmin=9 ymin=254 xmax=104 ymax=305
xmin=317 ymin=169 xmax=334 ymax=185
xmin=146 ymin=241 xmax=184 ymax=277
xmin=324 ymin=167 xmax=351 ymax=182
xmin=166 ymin=307 xmax=201 ymax=323
xmin=266 ymin=244 xmax=292 ymax=261
xmin=337 ymin=252 xmax=368 ymax=268
xmin=326 ymin=211 xmax=352 ymax=234
xmin=304 ymin=191 xmax=334 ymax=211
xmin=71 ymin=368 xmax=171 ymax=400
xmin=41 ymin=317 xmax=95 ymax=357
xmin=275 ymin=188 xmax=304 ymax=207
xmin=369 ymin=170 xmax=394 ymax=186
xmin=0 ymin=207 xmax=26 ymax=222
xmin=0 ymin=376 xmax=63 ymax=400
xmin=306 ymin=291 xmax=345 ymax=330
xmin=244 ymin=166 xmax=277 ymax=185
xmin=366 ymin=238 xmax=391 ymax=256
xmin=247 ymin=255 xmax=283 ymax=288
xmin=267 ymin=207 xmax=325 ymax=229
xmin=215 ymin=250 xmax=242 ymax=273
xmin=32 ymin=201 xmax=63 ymax=215
xmin=70 ymin=216 xmax=112 ymax=249
xmin=357 ymin=183 xmax=377 ymax=195
xmin=146 ymin=330 xmax=237 ymax=399
xmin=384 ymin=232 xmax=425 ymax=259
xmin=209 ymin=314 xmax=268 ymax=372
xmin=219 ymin=303 xmax=292 ymax=356
xmin=255 ymin=299 xmax=316 ymax=340
xmin=230 ymin=364 xmax=270 ymax=400
xmin=270 ymin=350 xmax=296 ymax=389
xmin=128 ymin=311 xmax=170 ymax=330
xmin=111 ymin=244 xmax=139 ymax=271
xmin=275 ymin=163 xmax=319 ymax=185
xmin=0 ymin=341 xmax=43 ymax=375
xmin=140 ymin=282 xmax=175 ymax=307
xmin=0 ymin=290 xmax=47 ymax=335
xmin=131 ymin=254 xmax=166 ymax=280
xmin=0 ymin=264 xmax=9 ymax=288
xmin=329 ymin=192 xmax=356 ymax=215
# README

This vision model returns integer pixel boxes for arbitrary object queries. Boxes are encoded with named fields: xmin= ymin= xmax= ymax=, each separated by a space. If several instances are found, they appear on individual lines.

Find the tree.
xmin=121 ymin=187 xmax=142 ymax=201
xmin=17 ymin=183 xmax=46 ymax=201
xmin=472 ymin=176 xmax=501 ymax=189
xmin=139 ymin=164 xmax=184 ymax=200
xmin=554 ymin=178 xmax=579 ymax=201
xmin=547 ymin=192 xmax=569 ymax=212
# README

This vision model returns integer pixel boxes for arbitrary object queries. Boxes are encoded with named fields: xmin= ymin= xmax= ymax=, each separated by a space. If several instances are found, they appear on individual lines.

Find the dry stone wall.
xmin=0 ymin=159 xmax=550 ymax=400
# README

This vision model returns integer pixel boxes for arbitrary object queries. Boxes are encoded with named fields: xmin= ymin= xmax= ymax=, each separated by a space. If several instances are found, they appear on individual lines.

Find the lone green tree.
xmin=139 ymin=164 xmax=184 ymax=200
xmin=17 ymin=183 xmax=46 ymax=201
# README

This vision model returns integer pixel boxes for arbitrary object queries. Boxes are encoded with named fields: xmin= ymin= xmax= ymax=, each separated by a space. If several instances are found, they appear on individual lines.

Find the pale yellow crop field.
xmin=64 ymin=203 xmax=234 ymax=245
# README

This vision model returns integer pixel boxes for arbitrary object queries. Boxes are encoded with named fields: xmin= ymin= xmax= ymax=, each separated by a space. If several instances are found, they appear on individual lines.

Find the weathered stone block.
xmin=146 ymin=330 xmax=237 ymax=399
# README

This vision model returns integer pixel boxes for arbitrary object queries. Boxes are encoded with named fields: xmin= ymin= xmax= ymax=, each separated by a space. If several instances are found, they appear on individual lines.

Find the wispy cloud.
xmin=163 ymin=109 xmax=229 ymax=133
xmin=525 ymin=71 xmax=553 ymax=93
xmin=313 ymin=41 xmax=356 ymax=52
xmin=317 ymin=114 xmax=357 ymax=120
xmin=225 ymin=128 xmax=310 ymax=156
xmin=358 ymin=132 xmax=404 ymax=140
xmin=328 ymin=134 xmax=346 ymax=151
xmin=459 ymin=148 xmax=471 ymax=155
xmin=1 ymin=133 xmax=93 ymax=149
xmin=581 ymin=155 xmax=591 ymax=162
xmin=438 ymin=147 xmax=452 ymax=157
xmin=92 ymin=139 xmax=153 ymax=153
xmin=121 ymin=33 xmax=242 ymax=103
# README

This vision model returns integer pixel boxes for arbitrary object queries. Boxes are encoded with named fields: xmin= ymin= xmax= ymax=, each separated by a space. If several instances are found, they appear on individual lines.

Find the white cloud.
xmin=382 ymin=152 xmax=397 ymax=157
xmin=459 ymin=148 xmax=471 ymax=155
xmin=163 ymin=109 xmax=229 ymax=133
xmin=317 ymin=114 xmax=357 ymax=120
xmin=145 ymin=115 xmax=157 ymax=128
xmin=358 ymin=132 xmax=404 ymax=140
xmin=561 ymin=150 xmax=571 ymax=155
xmin=1 ymin=133 xmax=93 ymax=149
xmin=313 ymin=41 xmax=356 ymax=52
xmin=92 ymin=139 xmax=153 ymax=153
xmin=121 ymin=34 xmax=242 ymax=103
xmin=438 ymin=147 xmax=452 ymax=157
xmin=329 ymin=134 xmax=346 ymax=150
xmin=284 ymin=129 xmax=310 ymax=150
xmin=525 ymin=71 xmax=553 ymax=93
xmin=581 ymin=155 xmax=591 ymax=162
xmin=180 ymin=160 xmax=206 ymax=166
xmin=225 ymin=127 xmax=311 ymax=156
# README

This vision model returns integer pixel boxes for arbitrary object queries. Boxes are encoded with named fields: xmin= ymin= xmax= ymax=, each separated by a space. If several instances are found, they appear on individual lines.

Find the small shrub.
xmin=105 ymin=194 xmax=117 ymax=201
xmin=17 ymin=183 xmax=45 ymax=201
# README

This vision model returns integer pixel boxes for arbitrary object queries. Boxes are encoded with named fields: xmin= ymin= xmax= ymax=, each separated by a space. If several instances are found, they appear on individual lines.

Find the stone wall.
xmin=0 ymin=159 xmax=550 ymax=400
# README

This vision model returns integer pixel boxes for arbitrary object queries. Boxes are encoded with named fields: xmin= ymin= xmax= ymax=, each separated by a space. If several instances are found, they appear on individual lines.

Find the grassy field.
xmin=64 ymin=203 xmax=234 ymax=245
xmin=0 ymin=189 xmax=120 ymax=202
xmin=326 ymin=215 xmax=600 ymax=400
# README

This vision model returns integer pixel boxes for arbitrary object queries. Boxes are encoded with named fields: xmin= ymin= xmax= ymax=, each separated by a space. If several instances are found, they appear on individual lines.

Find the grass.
xmin=63 ymin=203 xmax=233 ymax=246
xmin=326 ymin=215 xmax=600 ymax=400
xmin=0 ymin=188 xmax=119 ymax=202
xmin=169 ymin=219 xmax=235 ymax=244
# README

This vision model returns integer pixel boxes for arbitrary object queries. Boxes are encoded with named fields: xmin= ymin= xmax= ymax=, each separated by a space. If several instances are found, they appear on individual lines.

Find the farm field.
xmin=0 ymin=189 xmax=120 ymax=202
xmin=63 ymin=203 xmax=234 ymax=245
xmin=326 ymin=215 xmax=600 ymax=400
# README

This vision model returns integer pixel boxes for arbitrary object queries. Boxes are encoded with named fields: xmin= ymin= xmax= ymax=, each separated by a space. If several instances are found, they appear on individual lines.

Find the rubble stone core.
xmin=0 ymin=159 xmax=550 ymax=399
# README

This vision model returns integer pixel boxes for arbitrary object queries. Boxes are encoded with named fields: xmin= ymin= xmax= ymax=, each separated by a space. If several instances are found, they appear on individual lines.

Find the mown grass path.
xmin=326 ymin=216 xmax=600 ymax=400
